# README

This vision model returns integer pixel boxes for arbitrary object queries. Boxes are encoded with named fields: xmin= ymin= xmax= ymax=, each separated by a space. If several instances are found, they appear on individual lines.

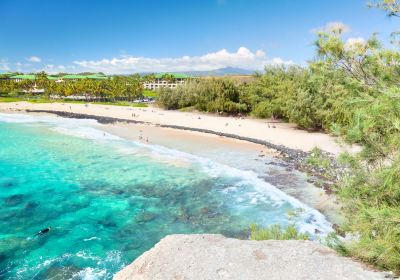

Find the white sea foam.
xmin=52 ymin=126 xmax=121 ymax=141
xmin=84 ymin=236 xmax=101 ymax=242
xmin=0 ymin=112 xmax=39 ymax=123
xmin=0 ymin=112 xmax=98 ymax=127
xmin=72 ymin=267 xmax=107 ymax=280
xmin=126 ymin=138 xmax=333 ymax=236
xmin=0 ymin=112 xmax=333 ymax=236
xmin=0 ymin=112 xmax=121 ymax=141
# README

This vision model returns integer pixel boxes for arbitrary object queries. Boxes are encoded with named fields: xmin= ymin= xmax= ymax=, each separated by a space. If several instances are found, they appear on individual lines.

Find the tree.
xmin=369 ymin=0 xmax=400 ymax=17
xmin=161 ymin=73 xmax=176 ymax=83
xmin=35 ymin=71 xmax=50 ymax=94
xmin=370 ymin=0 xmax=400 ymax=45
xmin=143 ymin=73 xmax=156 ymax=83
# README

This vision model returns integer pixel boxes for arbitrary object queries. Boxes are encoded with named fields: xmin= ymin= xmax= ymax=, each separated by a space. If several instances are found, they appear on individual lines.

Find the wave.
xmin=0 ymin=112 xmax=97 ymax=126
xmin=0 ymin=112 xmax=333 ymax=236
xmin=132 ymin=141 xmax=333 ymax=235
xmin=14 ymin=250 xmax=121 ymax=280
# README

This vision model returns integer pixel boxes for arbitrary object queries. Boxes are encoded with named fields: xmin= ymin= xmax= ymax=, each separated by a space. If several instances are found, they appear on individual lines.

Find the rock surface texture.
xmin=114 ymin=234 xmax=392 ymax=280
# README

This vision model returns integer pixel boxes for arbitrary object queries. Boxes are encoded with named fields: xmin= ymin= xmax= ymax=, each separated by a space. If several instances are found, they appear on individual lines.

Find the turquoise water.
xmin=0 ymin=113 xmax=331 ymax=279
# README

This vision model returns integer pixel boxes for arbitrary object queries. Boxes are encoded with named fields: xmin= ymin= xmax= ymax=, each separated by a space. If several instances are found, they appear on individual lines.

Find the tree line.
xmin=157 ymin=2 xmax=400 ymax=274
xmin=0 ymin=0 xmax=399 ymax=273
xmin=0 ymin=73 xmax=144 ymax=102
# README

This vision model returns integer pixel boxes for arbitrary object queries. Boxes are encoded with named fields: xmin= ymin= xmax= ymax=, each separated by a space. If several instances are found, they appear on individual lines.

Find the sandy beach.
xmin=0 ymin=101 xmax=345 ymax=223
xmin=0 ymin=101 xmax=355 ymax=155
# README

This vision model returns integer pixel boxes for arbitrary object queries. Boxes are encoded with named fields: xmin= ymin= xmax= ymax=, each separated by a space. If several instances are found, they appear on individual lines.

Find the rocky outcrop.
xmin=114 ymin=234 xmax=392 ymax=280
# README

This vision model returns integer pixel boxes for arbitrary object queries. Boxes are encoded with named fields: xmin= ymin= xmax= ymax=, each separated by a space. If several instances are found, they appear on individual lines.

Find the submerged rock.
xmin=135 ymin=211 xmax=156 ymax=223
xmin=38 ymin=264 xmax=81 ymax=280
xmin=114 ymin=234 xmax=393 ymax=280
xmin=4 ymin=194 xmax=25 ymax=206
xmin=1 ymin=179 xmax=15 ymax=188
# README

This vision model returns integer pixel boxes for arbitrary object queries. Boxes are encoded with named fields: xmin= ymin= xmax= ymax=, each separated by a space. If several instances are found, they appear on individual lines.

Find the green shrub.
xmin=157 ymin=78 xmax=249 ymax=114
xmin=251 ymin=101 xmax=274 ymax=118
xmin=157 ymin=87 xmax=181 ymax=109
xmin=249 ymin=224 xmax=309 ymax=241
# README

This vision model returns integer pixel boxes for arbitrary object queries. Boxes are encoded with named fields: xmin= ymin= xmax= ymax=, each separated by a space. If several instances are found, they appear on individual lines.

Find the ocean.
xmin=0 ymin=113 xmax=331 ymax=279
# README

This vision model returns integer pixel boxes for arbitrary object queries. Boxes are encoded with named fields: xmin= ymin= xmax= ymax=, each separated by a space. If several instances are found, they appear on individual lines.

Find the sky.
xmin=0 ymin=0 xmax=398 ymax=74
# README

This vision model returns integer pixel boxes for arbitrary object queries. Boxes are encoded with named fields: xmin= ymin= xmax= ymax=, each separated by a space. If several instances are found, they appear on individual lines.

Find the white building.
xmin=143 ymin=73 xmax=190 ymax=90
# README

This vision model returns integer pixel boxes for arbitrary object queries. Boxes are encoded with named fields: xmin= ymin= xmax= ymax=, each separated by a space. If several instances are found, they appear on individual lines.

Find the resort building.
xmin=61 ymin=73 xmax=108 ymax=82
xmin=6 ymin=73 xmax=108 ymax=82
xmin=143 ymin=73 xmax=190 ymax=90
xmin=9 ymin=74 xmax=37 ymax=82
xmin=9 ymin=74 xmax=59 ymax=82
xmin=0 ymin=72 xmax=15 ymax=80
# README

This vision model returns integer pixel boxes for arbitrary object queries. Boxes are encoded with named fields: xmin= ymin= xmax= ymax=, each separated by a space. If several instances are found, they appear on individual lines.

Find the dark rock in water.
xmin=207 ymin=212 xmax=220 ymax=219
xmin=112 ymin=189 xmax=125 ymax=195
xmin=140 ymin=186 xmax=170 ymax=198
xmin=0 ymin=211 xmax=17 ymax=220
xmin=38 ymin=264 xmax=81 ymax=280
xmin=115 ymin=226 xmax=138 ymax=239
xmin=5 ymin=194 xmax=24 ymax=206
xmin=124 ymin=242 xmax=142 ymax=251
xmin=332 ymin=224 xmax=346 ymax=237
xmin=1 ymin=180 xmax=15 ymax=188
xmin=305 ymin=215 xmax=317 ymax=224
xmin=135 ymin=211 xmax=156 ymax=223
xmin=0 ymin=253 xmax=8 ymax=263
xmin=24 ymin=201 xmax=39 ymax=211
xmin=98 ymin=219 xmax=117 ymax=228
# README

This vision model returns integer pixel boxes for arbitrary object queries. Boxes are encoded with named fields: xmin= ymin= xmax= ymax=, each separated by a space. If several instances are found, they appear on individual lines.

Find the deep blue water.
xmin=0 ymin=113 xmax=331 ymax=279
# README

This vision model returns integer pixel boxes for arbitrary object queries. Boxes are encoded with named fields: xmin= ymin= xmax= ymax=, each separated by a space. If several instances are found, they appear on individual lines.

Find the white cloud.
xmin=26 ymin=56 xmax=42 ymax=63
xmin=73 ymin=47 xmax=293 ymax=74
xmin=35 ymin=64 xmax=74 ymax=74
xmin=312 ymin=21 xmax=351 ymax=34
xmin=15 ymin=62 xmax=32 ymax=71
xmin=0 ymin=59 xmax=10 ymax=71
xmin=11 ymin=62 xmax=73 ymax=74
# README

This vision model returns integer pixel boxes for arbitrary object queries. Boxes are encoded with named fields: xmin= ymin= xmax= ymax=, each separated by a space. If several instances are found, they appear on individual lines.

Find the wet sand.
xmin=0 ymin=101 xmax=358 ymax=155
xmin=0 ymin=103 xmax=344 ymax=223
xmin=101 ymin=122 xmax=343 ymax=225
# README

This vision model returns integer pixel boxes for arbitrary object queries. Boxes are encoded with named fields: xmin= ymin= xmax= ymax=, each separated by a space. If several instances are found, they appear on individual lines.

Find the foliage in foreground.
xmin=154 ymin=3 xmax=400 ymax=272
xmin=336 ymin=89 xmax=400 ymax=273
xmin=0 ymin=0 xmax=399 ymax=273
xmin=249 ymin=224 xmax=309 ymax=241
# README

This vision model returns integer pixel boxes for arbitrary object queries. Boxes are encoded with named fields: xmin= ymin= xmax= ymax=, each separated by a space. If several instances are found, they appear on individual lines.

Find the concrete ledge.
xmin=114 ymin=234 xmax=391 ymax=280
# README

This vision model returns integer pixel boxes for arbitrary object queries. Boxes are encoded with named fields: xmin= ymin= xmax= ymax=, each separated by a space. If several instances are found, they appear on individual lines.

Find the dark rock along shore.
xmin=26 ymin=109 xmax=346 ymax=184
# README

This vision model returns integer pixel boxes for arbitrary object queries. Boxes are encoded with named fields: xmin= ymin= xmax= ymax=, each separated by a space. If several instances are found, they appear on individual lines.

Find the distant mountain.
xmin=183 ymin=67 xmax=256 ymax=77
xmin=138 ymin=67 xmax=257 ymax=77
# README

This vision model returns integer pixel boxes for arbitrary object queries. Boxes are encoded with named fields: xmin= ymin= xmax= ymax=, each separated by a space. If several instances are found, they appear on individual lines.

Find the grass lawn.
xmin=142 ymin=90 xmax=158 ymax=98
xmin=0 ymin=97 xmax=22 ymax=102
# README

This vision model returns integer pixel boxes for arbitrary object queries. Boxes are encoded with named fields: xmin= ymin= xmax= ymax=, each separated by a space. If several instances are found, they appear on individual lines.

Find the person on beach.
xmin=34 ymin=227 xmax=51 ymax=237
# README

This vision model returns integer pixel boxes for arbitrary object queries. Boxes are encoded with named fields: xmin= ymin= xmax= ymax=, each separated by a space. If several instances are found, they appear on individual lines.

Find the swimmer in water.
xmin=34 ymin=227 xmax=51 ymax=237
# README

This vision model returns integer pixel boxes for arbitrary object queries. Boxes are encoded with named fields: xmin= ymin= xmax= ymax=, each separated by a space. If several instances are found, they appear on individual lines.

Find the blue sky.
xmin=0 ymin=0 xmax=397 ymax=73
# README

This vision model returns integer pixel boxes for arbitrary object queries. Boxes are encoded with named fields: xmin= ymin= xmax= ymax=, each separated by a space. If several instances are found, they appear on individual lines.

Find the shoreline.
xmin=22 ymin=108 xmax=347 ymax=190
xmin=0 ymin=101 xmax=355 ymax=155
xmin=25 ymin=108 xmax=311 ymax=157
xmin=0 ymin=103 xmax=346 ymax=224
xmin=100 ymin=121 xmax=343 ymax=225
xmin=0 ymin=101 xmax=351 ymax=195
